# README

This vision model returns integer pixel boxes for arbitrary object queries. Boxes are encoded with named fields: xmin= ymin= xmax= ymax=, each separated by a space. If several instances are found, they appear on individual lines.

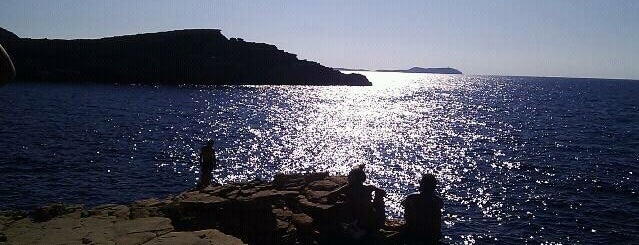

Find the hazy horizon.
xmin=1 ymin=0 xmax=638 ymax=80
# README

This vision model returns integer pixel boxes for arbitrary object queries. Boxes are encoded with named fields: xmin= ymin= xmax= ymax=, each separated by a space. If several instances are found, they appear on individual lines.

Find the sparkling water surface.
xmin=1 ymin=72 xmax=638 ymax=244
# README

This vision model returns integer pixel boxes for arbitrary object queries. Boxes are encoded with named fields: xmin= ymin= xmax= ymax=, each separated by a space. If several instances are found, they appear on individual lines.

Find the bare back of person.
xmin=343 ymin=185 xmax=376 ymax=226
xmin=404 ymin=192 xmax=443 ymax=240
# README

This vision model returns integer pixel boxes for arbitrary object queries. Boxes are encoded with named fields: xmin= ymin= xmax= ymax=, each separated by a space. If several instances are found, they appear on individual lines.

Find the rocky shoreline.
xmin=0 ymin=173 xmax=404 ymax=245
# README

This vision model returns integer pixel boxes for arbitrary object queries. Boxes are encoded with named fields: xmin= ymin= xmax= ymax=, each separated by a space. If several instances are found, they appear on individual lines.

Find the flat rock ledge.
xmin=0 ymin=173 xmax=403 ymax=245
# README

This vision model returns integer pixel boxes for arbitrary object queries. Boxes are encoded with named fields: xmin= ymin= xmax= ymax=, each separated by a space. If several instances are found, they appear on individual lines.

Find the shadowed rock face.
xmin=0 ymin=28 xmax=18 ymax=40
xmin=0 ymin=27 xmax=371 ymax=86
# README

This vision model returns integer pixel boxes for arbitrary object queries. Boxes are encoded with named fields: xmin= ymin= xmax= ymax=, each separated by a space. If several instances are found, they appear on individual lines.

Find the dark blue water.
xmin=1 ymin=72 xmax=638 ymax=244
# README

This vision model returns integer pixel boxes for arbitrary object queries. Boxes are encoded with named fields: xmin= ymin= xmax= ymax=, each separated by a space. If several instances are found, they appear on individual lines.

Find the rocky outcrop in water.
xmin=0 ymin=173 xmax=406 ymax=245
xmin=0 ymin=27 xmax=370 ymax=86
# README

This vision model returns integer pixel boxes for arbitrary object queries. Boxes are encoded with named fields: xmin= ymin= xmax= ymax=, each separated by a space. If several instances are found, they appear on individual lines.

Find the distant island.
xmin=377 ymin=67 xmax=462 ymax=74
xmin=0 ymin=27 xmax=370 ymax=86
xmin=333 ymin=67 xmax=370 ymax=72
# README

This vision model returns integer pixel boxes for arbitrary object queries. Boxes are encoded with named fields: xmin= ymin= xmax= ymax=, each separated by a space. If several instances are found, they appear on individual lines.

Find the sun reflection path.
xmin=160 ymin=72 xmax=597 ymax=244
xmin=260 ymin=72 xmax=504 ymax=221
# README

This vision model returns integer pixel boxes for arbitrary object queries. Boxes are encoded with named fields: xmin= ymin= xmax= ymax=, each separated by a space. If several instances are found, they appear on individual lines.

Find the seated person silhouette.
xmin=402 ymin=173 xmax=443 ymax=243
xmin=327 ymin=164 xmax=386 ymax=239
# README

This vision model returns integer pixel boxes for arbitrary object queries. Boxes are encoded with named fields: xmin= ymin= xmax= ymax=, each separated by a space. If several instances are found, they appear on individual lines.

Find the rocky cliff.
xmin=0 ymin=27 xmax=370 ymax=86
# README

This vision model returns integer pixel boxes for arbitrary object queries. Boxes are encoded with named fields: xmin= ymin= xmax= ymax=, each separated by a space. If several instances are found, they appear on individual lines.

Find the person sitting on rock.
xmin=327 ymin=164 xmax=386 ymax=239
xmin=402 ymin=173 xmax=443 ymax=243
xmin=197 ymin=140 xmax=217 ymax=189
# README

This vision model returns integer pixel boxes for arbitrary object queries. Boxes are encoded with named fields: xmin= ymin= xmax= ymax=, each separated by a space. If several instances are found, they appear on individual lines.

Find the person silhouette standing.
xmin=197 ymin=140 xmax=217 ymax=189
xmin=402 ymin=173 xmax=443 ymax=244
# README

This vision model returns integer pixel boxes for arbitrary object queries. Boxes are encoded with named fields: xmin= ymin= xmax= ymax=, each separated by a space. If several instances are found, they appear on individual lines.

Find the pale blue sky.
xmin=1 ymin=0 xmax=638 ymax=79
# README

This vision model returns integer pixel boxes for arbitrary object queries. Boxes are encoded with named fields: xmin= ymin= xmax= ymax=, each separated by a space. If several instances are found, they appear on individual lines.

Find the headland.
xmin=0 ymin=28 xmax=370 ymax=86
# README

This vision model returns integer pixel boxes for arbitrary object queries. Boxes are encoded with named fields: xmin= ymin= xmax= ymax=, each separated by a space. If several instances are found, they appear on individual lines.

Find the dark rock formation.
xmin=378 ymin=66 xmax=463 ymax=74
xmin=0 ymin=173 xmax=408 ymax=245
xmin=0 ymin=28 xmax=18 ymax=40
xmin=0 ymin=27 xmax=371 ymax=86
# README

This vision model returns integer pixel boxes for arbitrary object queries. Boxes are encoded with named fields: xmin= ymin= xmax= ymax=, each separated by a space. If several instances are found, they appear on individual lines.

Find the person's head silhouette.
xmin=348 ymin=164 xmax=366 ymax=186
xmin=207 ymin=140 xmax=214 ymax=147
xmin=419 ymin=174 xmax=437 ymax=194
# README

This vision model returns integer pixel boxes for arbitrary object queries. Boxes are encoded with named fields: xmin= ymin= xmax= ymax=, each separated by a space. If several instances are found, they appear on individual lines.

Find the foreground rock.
xmin=0 ymin=207 xmax=244 ymax=245
xmin=0 ymin=173 xmax=403 ymax=244
xmin=0 ymin=27 xmax=371 ymax=86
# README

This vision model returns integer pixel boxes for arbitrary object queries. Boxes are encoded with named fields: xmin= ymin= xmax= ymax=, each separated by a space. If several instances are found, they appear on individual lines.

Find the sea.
xmin=0 ymin=71 xmax=638 ymax=244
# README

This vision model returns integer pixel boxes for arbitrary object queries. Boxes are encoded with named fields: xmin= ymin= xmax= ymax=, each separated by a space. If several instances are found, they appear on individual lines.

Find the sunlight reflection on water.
xmin=175 ymin=72 xmax=532 ymax=243
xmin=1 ymin=72 xmax=638 ymax=244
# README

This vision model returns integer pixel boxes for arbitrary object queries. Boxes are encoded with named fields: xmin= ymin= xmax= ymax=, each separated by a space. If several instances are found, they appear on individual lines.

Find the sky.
xmin=1 ymin=0 xmax=638 ymax=79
